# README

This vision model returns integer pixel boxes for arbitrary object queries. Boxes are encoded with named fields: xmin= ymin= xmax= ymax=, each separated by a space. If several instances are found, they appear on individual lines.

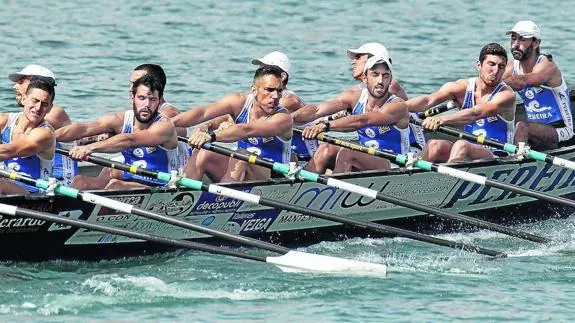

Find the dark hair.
xmin=134 ymin=64 xmax=167 ymax=88
xmin=26 ymin=79 xmax=55 ymax=103
xmin=131 ymin=74 xmax=164 ymax=98
xmin=253 ymin=65 xmax=285 ymax=83
xmin=479 ymin=43 xmax=508 ymax=64
xmin=25 ymin=75 xmax=57 ymax=87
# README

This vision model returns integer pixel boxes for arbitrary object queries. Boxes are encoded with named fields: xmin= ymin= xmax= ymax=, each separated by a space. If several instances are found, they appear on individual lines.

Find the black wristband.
xmin=208 ymin=131 xmax=217 ymax=142
xmin=322 ymin=120 xmax=331 ymax=132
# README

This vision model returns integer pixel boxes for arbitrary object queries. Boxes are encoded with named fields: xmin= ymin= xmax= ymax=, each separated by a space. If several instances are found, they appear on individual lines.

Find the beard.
xmin=133 ymin=103 xmax=158 ymax=124
xmin=368 ymin=84 xmax=388 ymax=99
xmin=512 ymin=44 xmax=533 ymax=61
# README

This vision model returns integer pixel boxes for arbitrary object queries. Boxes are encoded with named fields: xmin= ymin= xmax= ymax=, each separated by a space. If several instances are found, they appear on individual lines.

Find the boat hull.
xmin=2 ymin=144 xmax=575 ymax=261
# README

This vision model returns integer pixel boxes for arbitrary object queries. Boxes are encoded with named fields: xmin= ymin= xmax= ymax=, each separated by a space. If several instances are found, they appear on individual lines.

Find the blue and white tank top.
xmin=281 ymin=90 xmax=318 ymax=159
xmin=408 ymin=112 xmax=426 ymax=151
xmin=462 ymin=78 xmax=515 ymax=144
xmin=120 ymin=110 xmax=179 ymax=185
xmin=352 ymin=88 xmax=410 ymax=154
xmin=513 ymin=55 xmax=573 ymax=127
xmin=235 ymin=94 xmax=292 ymax=163
xmin=53 ymin=141 xmax=78 ymax=186
xmin=1 ymin=113 xmax=54 ymax=192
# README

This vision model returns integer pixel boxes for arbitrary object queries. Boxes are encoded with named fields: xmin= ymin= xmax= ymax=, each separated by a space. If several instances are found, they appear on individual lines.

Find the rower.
xmin=293 ymin=42 xmax=418 ymax=173
xmin=8 ymin=65 xmax=77 ymax=185
xmin=302 ymin=55 xmax=410 ymax=173
xmin=502 ymin=21 xmax=574 ymax=150
xmin=0 ymin=80 xmax=56 ymax=194
xmin=173 ymin=65 xmax=293 ymax=182
xmin=406 ymin=43 xmax=516 ymax=162
xmin=251 ymin=51 xmax=316 ymax=162
xmin=56 ymin=74 xmax=180 ymax=190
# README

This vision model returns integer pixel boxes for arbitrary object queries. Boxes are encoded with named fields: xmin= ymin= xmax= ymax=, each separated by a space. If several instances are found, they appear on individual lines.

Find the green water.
xmin=1 ymin=0 xmax=575 ymax=321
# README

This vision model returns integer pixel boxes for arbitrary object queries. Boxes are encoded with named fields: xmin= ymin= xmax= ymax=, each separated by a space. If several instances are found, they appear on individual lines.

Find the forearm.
xmin=56 ymin=124 xmax=92 ymax=142
xmin=0 ymin=143 xmax=40 ymax=160
xmin=172 ymin=108 xmax=209 ymax=128
xmin=88 ymin=135 xmax=139 ymax=154
xmin=292 ymin=104 xmax=322 ymax=124
xmin=329 ymin=115 xmax=368 ymax=132
xmin=441 ymin=108 xmax=481 ymax=126
xmin=406 ymin=96 xmax=434 ymax=113
xmin=503 ymin=75 xmax=528 ymax=90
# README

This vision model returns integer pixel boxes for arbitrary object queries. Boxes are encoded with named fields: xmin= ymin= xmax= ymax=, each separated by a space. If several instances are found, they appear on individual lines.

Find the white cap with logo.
xmin=363 ymin=55 xmax=393 ymax=75
xmin=506 ymin=20 xmax=541 ymax=39
xmin=9 ymin=64 xmax=56 ymax=84
xmin=251 ymin=51 xmax=292 ymax=77
xmin=346 ymin=43 xmax=390 ymax=61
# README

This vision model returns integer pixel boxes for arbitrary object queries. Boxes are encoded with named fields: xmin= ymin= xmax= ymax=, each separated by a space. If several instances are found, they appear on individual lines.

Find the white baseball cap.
xmin=363 ymin=55 xmax=393 ymax=75
xmin=506 ymin=20 xmax=541 ymax=39
xmin=251 ymin=51 xmax=292 ymax=77
xmin=346 ymin=43 xmax=390 ymax=61
xmin=9 ymin=64 xmax=56 ymax=84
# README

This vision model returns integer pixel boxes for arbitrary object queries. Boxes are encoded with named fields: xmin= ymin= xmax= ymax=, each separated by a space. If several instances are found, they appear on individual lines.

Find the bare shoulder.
xmin=280 ymin=93 xmax=304 ymax=112
xmin=159 ymin=104 xmax=181 ymax=118
xmin=45 ymin=105 xmax=71 ymax=129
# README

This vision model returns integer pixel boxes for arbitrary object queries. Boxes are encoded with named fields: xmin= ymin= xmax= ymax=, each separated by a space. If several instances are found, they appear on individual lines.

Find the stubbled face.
xmin=252 ymin=74 xmax=284 ymax=114
xmin=363 ymin=63 xmax=392 ymax=99
xmin=22 ymin=88 xmax=52 ymax=125
xmin=477 ymin=54 xmax=507 ymax=87
xmin=352 ymin=53 xmax=369 ymax=80
xmin=510 ymin=33 xmax=538 ymax=61
xmin=129 ymin=70 xmax=148 ymax=97
xmin=132 ymin=84 xmax=160 ymax=123
xmin=13 ymin=77 xmax=31 ymax=106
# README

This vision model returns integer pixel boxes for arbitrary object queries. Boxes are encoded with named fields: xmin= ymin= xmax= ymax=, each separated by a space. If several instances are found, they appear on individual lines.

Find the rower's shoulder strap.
xmin=235 ymin=93 xmax=252 ymax=124
xmin=352 ymin=87 xmax=369 ymax=115
xmin=462 ymin=78 xmax=476 ymax=109
xmin=121 ymin=110 xmax=134 ymax=134
xmin=1 ymin=113 xmax=19 ymax=143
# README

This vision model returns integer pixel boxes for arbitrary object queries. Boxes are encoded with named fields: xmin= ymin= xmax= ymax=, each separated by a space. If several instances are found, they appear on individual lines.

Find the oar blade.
xmin=266 ymin=251 xmax=387 ymax=277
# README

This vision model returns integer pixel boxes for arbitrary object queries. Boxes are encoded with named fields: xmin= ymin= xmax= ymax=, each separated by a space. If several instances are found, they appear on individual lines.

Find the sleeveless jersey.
xmin=513 ymin=55 xmax=573 ymax=127
xmin=235 ymin=94 xmax=292 ymax=163
xmin=1 ymin=113 xmax=54 ymax=192
xmin=281 ymin=89 xmax=318 ymax=159
xmin=120 ymin=110 xmax=179 ymax=185
xmin=53 ymin=141 xmax=78 ymax=185
xmin=352 ymin=88 xmax=410 ymax=154
xmin=461 ymin=78 xmax=515 ymax=145
xmin=408 ymin=113 xmax=426 ymax=152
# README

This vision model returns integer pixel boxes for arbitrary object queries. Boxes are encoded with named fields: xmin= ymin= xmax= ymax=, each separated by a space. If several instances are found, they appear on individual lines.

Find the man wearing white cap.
xmin=173 ymin=65 xmax=293 ymax=182
xmin=8 ymin=65 xmax=77 ymax=185
xmin=502 ymin=20 xmax=573 ymax=150
xmin=301 ymin=55 xmax=410 ymax=172
xmin=407 ymin=43 xmax=516 ymax=162
xmin=253 ymin=51 xmax=318 ymax=162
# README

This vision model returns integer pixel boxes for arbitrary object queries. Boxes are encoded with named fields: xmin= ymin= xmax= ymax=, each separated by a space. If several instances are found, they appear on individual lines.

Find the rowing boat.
xmin=1 ymin=90 xmax=574 ymax=261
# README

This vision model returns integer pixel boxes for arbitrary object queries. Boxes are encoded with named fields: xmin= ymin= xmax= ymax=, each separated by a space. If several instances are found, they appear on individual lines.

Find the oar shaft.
xmin=1 ymin=203 xmax=267 ymax=262
xmin=416 ymin=101 xmax=453 ymax=119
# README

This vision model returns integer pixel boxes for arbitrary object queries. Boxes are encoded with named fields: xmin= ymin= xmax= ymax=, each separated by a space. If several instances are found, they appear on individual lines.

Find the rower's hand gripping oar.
xmin=415 ymin=101 xmax=457 ymax=119
xmin=410 ymin=117 xmax=575 ymax=170
xmin=306 ymin=128 xmax=575 ymax=211
xmin=1 ymin=168 xmax=387 ymax=276
xmin=56 ymin=147 xmax=507 ymax=258
xmin=188 ymin=139 xmax=549 ymax=244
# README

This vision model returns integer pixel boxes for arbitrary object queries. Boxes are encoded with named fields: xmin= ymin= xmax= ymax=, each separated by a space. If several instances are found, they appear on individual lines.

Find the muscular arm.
xmin=292 ymin=89 xmax=357 ymax=124
xmin=504 ymin=58 xmax=558 ymax=90
xmin=172 ymin=93 xmax=244 ymax=128
xmin=45 ymin=106 xmax=71 ymax=129
xmin=0 ymin=127 xmax=54 ymax=160
xmin=390 ymin=80 xmax=408 ymax=100
xmin=406 ymin=81 xmax=464 ymax=113
xmin=438 ymin=89 xmax=516 ymax=126
xmin=56 ymin=113 xmax=122 ymax=142
xmin=85 ymin=118 xmax=177 ymax=154
xmin=329 ymin=100 xmax=409 ymax=132
xmin=213 ymin=112 xmax=293 ymax=142
xmin=280 ymin=93 xmax=305 ymax=113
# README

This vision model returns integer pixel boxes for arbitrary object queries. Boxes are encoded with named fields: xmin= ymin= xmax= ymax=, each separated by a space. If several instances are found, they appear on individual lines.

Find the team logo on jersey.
xmin=365 ymin=128 xmax=376 ymax=138
xmin=476 ymin=119 xmax=485 ymax=127
xmin=378 ymin=125 xmax=390 ymax=134
xmin=248 ymin=137 xmax=259 ymax=145
xmin=487 ymin=116 xmax=498 ymax=123
xmin=145 ymin=146 xmax=157 ymax=154
xmin=6 ymin=162 xmax=20 ymax=172
xmin=262 ymin=137 xmax=274 ymax=144
xmin=132 ymin=160 xmax=148 ymax=169
xmin=525 ymin=89 xmax=534 ymax=100
xmin=133 ymin=148 xmax=144 ymax=157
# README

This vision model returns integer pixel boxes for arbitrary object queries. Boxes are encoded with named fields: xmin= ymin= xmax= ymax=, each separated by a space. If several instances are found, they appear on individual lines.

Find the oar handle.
xmin=408 ymin=118 xmax=517 ymax=154
xmin=415 ymin=101 xmax=454 ymax=119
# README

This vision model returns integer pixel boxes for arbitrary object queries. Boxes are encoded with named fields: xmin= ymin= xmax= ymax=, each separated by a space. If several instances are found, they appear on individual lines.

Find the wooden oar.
xmin=305 ymin=129 xmax=575 ymax=210
xmin=410 ymin=118 xmax=575 ymax=171
xmin=194 ymin=141 xmax=549 ymax=244
xmin=0 ymin=170 xmax=387 ymax=276
xmin=0 ymin=202 xmax=386 ymax=274
xmin=55 ymin=149 xmax=507 ymax=258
